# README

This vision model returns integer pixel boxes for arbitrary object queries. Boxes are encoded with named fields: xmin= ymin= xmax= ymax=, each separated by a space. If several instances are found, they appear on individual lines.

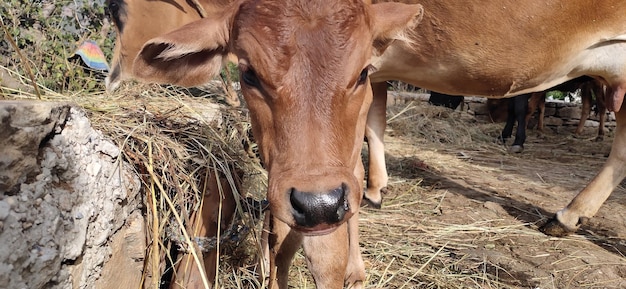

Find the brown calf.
xmin=170 ymin=168 xmax=237 ymax=289
xmin=105 ymin=0 xmax=240 ymax=106
xmin=364 ymin=0 xmax=626 ymax=238
xmin=131 ymin=1 xmax=424 ymax=288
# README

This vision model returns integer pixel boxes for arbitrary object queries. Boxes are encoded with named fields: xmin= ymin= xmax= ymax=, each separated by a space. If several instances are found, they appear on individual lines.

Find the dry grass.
xmin=4 ymin=68 xmax=624 ymax=289
xmin=1 ymin=70 xmax=268 ymax=288
xmin=0 ymin=73 xmax=532 ymax=288
xmin=386 ymin=100 xmax=503 ymax=149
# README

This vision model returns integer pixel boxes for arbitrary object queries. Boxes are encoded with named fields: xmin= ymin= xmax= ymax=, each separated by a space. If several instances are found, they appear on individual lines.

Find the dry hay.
xmin=367 ymin=99 xmax=625 ymax=289
xmin=4 ymin=66 xmax=625 ymax=288
xmin=1 ymin=71 xmax=268 ymax=288
xmin=77 ymin=84 xmax=268 ymax=289
xmin=386 ymin=100 xmax=503 ymax=149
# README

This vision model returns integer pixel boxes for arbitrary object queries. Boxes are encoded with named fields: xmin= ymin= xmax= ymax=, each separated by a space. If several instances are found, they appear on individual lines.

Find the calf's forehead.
xmin=233 ymin=0 xmax=374 ymax=87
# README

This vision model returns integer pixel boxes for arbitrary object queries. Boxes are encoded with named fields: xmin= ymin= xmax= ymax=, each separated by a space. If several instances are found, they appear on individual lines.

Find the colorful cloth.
xmin=73 ymin=40 xmax=109 ymax=71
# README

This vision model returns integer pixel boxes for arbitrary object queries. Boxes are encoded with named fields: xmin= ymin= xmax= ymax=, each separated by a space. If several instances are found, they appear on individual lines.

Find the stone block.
xmin=608 ymin=112 xmax=616 ymax=121
xmin=473 ymin=103 xmax=490 ymax=116
xmin=543 ymin=107 xmax=557 ymax=117
xmin=544 ymin=116 xmax=564 ymax=126
xmin=583 ymin=120 xmax=600 ymax=127
xmin=557 ymin=106 xmax=582 ymax=119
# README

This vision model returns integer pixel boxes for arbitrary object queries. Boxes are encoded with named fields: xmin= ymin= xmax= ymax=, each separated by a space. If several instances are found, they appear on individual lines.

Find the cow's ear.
xmin=132 ymin=5 xmax=238 ymax=87
xmin=370 ymin=2 xmax=423 ymax=55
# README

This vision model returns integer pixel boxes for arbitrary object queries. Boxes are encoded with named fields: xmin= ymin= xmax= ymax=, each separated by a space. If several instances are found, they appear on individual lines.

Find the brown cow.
xmin=169 ymin=168 xmax=237 ymax=289
xmin=527 ymin=77 xmax=607 ymax=141
xmin=576 ymin=80 xmax=608 ymax=141
xmin=129 ymin=0 xmax=626 ymax=286
xmin=132 ymin=1 xmax=424 ymax=288
xmin=105 ymin=0 xmax=240 ymax=106
xmin=363 ymin=0 xmax=626 ymax=238
xmin=487 ymin=77 xmax=607 ymax=153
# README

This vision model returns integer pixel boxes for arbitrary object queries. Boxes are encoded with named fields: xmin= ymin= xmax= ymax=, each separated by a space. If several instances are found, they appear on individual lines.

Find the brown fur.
xmin=364 ymin=0 xmax=626 ymax=238
xmin=128 ymin=0 xmax=626 ymax=286
xmin=170 ymin=168 xmax=238 ymax=289
xmin=105 ymin=0 xmax=240 ymax=105
xmin=132 ymin=1 xmax=423 ymax=288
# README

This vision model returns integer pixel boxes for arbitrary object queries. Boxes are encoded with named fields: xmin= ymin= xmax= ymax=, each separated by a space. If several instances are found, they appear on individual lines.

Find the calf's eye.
xmin=357 ymin=68 xmax=368 ymax=85
xmin=108 ymin=0 xmax=120 ymax=16
xmin=242 ymin=69 xmax=260 ymax=87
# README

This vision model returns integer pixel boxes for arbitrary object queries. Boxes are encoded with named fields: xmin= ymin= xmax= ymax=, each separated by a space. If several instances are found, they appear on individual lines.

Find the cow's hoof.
xmin=509 ymin=145 xmax=524 ymax=153
xmin=594 ymin=136 xmax=604 ymax=142
xmin=539 ymin=215 xmax=587 ymax=237
xmin=362 ymin=197 xmax=382 ymax=209
xmin=362 ymin=187 xmax=387 ymax=209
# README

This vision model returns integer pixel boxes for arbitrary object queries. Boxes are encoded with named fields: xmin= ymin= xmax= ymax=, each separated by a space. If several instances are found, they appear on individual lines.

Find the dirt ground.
xmin=351 ymin=100 xmax=626 ymax=288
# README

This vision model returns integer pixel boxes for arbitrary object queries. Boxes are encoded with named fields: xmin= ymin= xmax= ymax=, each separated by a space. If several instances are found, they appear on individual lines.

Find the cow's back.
xmin=370 ymin=0 xmax=626 ymax=98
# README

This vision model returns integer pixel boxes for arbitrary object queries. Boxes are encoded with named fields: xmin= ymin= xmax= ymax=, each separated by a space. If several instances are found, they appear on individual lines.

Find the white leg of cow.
xmin=344 ymin=211 xmax=365 ymax=289
xmin=364 ymin=82 xmax=389 ymax=208
xmin=541 ymin=104 xmax=626 ymax=236
xmin=302 ymin=222 xmax=349 ymax=289
xmin=344 ymin=157 xmax=365 ymax=288
xmin=268 ymin=216 xmax=302 ymax=289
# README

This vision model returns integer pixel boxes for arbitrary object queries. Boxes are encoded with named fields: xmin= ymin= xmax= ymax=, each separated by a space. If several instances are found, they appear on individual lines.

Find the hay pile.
xmin=1 ymin=67 xmax=268 ymax=288
xmin=6 ymin=64 xmax=595 ymax=288
xmin=79 ymin=84 xmax=269 ymax=288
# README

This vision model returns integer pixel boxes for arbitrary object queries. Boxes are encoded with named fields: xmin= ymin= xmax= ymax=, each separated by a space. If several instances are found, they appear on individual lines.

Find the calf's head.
xmin=105 ymin=0 xmax=231 ymax=92
xmin=133 ymin=0 xmax=423 ymax=234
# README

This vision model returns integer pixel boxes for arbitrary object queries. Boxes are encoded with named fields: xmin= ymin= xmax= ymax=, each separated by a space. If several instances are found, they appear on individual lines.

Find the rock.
xmin=543 ymin=116 xmax=564 ymax=126
xmin=583 ymin=120 xmax=600 ymax=128
xmin=543 ymin=107 xmax=556 ymax=117
xmin=0 ymin=201 xmax=9 ymax=220
xmin=557 ymin=106 xmax=581 ymax=119
xmin=0 ymin=101 xmax=70 ymax=192
xmin=94 ymin=212 xmax=145 ymax=289
xmin=0 ymin=101 xmax=142 ymax=289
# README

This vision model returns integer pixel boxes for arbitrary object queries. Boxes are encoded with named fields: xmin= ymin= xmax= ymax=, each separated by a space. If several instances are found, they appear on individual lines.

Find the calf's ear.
xmin=132 ymin=6 xmax=237 ymax=87
xmin=370 ymin=2 xmax=424 ymax=55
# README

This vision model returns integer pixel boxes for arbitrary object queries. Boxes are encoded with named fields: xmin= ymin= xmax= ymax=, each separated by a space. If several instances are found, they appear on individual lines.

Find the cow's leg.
xmin=499 ymin=98 xmax=516 ymax=145
xmin=510 ymin=94 xmax=530 ymax=153
xmin=345 ymin=158 xmax=365 ymax=288
xmin=576 ymin=83 xmax=593 ymax=136
xmin=526 ymin=92 xmax=545 ymax=131
xmin=541 ymin=101 xmax=626 ymax=236
xmin=537 ymin=93 xmax=546 ymax=131
xmin=302 ymin=222 xmax=350 ymax=289
xmin=364 ymin=82 xmax=389 ymax=208
xmin=268 ymin=217 xmax=302 ymax=289
xmin=595 ymin=84 xmax=607 ymax=141
xmin=525 ymin=94 xmax=537 ymax=129
xmin=597 ymin=103 xmax=607 ymax=141
xmin=344 ymin=211 xmax=365 ymax=289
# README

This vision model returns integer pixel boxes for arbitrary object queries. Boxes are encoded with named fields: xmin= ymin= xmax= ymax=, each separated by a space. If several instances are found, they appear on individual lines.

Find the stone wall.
xmin=389 ymin=92 xmax=616 ymax=133
xmin=0 ymin=101 xmax=144 ymax=289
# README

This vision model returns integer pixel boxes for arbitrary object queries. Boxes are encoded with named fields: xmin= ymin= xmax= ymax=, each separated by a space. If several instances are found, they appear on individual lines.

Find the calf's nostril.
xmin=289 ymin=188 xmax=308 ymax=226
xmin=289 ymin=183 xmax=350 ymax=228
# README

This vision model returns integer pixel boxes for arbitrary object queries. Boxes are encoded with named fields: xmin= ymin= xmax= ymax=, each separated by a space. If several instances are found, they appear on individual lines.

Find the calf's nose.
xmin=289 ymin=183 xmax=350 ymax=229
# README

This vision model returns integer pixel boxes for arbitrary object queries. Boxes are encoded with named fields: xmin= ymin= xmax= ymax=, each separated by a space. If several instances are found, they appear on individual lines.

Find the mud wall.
xmin=0 ymin=101 xmax=144 ymax=289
